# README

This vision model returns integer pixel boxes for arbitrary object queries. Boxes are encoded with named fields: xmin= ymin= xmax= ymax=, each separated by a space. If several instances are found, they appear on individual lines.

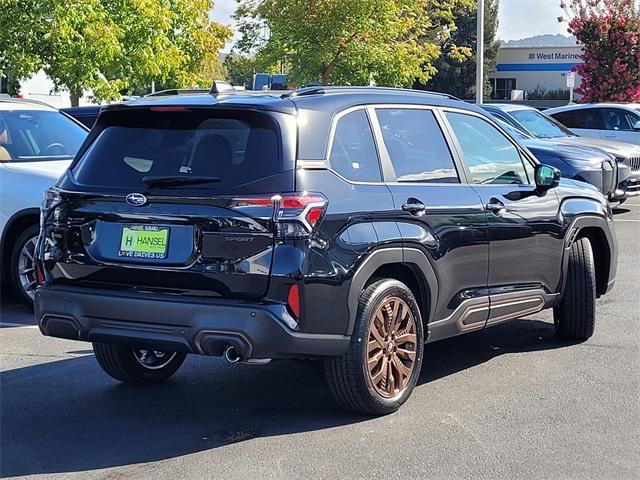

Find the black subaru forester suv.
xmin=35 ymin=87 xmax=617 ymax=415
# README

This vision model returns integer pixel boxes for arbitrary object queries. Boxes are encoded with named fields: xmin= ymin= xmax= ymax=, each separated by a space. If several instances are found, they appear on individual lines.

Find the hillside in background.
xmin=502 ymin=34 xmax=577 ymax=47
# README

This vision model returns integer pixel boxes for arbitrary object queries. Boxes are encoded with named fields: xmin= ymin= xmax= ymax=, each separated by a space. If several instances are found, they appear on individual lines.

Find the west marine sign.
xmin=496 ymin=46 xmax=583 ymax=72
xmin=527 ymin=51 xmax=582 ymax=61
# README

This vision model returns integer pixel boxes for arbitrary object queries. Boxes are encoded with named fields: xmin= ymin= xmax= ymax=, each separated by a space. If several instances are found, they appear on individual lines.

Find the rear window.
xmin=71 ymin=109 xmax=282 ymax=193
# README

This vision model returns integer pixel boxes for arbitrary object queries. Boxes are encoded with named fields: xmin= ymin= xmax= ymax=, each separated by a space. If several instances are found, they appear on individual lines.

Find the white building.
xmin=489 ymin=46 xmax=583 ymax=100
xmin=0 ymin=70 xmax=93 ymax=108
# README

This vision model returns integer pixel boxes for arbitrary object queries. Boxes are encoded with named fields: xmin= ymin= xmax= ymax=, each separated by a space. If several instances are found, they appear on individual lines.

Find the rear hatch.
xmin=43 ymin=106 xmax=295 ymax=299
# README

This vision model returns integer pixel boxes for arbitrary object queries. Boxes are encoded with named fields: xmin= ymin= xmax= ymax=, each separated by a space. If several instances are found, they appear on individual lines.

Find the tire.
xmin=93 ymin=343 xmax=187 ymax=384
xmin=324 ymin=279 xmax=424 ymax=415
xmin=553 ymin=236 xmax=596 ymax=341
xmin=9 ymin=224 xmax=40 ymax=308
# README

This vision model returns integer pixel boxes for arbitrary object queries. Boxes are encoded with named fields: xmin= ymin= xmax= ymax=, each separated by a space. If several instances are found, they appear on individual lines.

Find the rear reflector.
xmin=35 ymin=263 xmax=45 ymax=287
xmin=287 ymin=284 xmax=301 ymax=319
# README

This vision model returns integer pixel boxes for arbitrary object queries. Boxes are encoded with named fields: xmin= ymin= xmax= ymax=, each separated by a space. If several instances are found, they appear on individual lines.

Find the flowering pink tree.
xmin=560 ymin=0 xmax=640 ymax=102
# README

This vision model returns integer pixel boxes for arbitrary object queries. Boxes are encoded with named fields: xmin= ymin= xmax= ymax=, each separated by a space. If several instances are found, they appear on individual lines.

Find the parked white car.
xmin=547 ymin=103 xmax=640 ymax=146
xmin=0 ymin=99 xmax=88 ymax=306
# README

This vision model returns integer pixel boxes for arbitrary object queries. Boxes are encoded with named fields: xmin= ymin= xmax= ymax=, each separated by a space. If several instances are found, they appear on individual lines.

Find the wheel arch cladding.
xmin=561 ymin=212 xmax=615 ymax=298
xmin=577 ymin=226 xmax=610 ymax=296
xmin=346 ymin=247 xmax=437 ymax=337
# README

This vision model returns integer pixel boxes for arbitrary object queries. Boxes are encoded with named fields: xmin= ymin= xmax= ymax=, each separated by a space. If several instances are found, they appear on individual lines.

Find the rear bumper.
xmin=35 ymin=287 xmax=349 ymax=359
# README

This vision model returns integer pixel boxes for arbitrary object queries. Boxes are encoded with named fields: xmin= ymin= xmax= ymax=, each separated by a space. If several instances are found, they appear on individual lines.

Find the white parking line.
xmin=0 ymin=322 xmax=38 ymax=328
xmin=614 ymin=219 xmax=640 ymax=223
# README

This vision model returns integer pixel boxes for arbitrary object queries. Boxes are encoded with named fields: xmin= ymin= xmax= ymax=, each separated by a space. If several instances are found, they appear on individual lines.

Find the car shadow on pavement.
xmin=1 ymin=317 xmax=571 ymax=477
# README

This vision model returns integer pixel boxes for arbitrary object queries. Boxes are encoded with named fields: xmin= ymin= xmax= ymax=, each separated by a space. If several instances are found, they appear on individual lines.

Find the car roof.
xmin=104 ymin=86 xmax=482 ymax=115
xmin=547 ymin=103 xmax=640 ymax=114
xmin=99 ymin=86 xmax=492 ymax=161
xmin=0 ymin=98 xmax=58 ymax=112
xmin=60 ymin=105 xmax=103 ymax=116
xmin=481 ymin=103 xmax=535 ymax=113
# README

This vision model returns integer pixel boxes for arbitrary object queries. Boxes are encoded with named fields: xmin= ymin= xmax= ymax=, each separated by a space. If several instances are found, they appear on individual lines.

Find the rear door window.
xmin=375 ymin=108 xmax=459 ymax=183
xmin=71 ymin=109 xmax=282 ymax=193
xmin=551 ymin=109 xmax=603 ymax=130
xmin=329 ymin=109 xmax=381 ymax=182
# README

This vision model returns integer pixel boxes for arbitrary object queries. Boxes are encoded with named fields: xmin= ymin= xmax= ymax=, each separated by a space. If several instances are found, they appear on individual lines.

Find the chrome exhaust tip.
xmin=224 ymin=346 xmax=241 ymax=363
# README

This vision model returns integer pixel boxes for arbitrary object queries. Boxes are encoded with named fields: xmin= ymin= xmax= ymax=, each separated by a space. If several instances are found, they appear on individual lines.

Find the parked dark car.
xmin=35 ymin=87 xmax=617 ymax=415
xmin=60 ymin=106 xmax=101 ymax=129
xmin=490 ymin=117 xmax=619 ymax=203
xmin=482 ymin=104 xmax=640 ymax=202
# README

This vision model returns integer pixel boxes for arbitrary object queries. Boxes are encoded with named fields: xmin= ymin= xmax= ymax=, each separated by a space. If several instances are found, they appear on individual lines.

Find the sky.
xmin=210 ymin=0 xmax=568 ymax=51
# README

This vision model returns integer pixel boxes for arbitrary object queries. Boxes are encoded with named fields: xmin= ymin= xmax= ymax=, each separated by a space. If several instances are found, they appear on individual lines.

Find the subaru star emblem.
xmin=126 ymin=193 xmax=147 ymax=207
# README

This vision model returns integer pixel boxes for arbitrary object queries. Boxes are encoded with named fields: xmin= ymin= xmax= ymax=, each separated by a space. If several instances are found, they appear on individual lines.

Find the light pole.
xmin=476 ymin=0 xmax=484 ymax=104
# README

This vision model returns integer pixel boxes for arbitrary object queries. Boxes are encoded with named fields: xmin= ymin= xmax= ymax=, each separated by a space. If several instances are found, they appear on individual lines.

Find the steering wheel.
xmin=41 ymin=143 xmax=66 ymax=156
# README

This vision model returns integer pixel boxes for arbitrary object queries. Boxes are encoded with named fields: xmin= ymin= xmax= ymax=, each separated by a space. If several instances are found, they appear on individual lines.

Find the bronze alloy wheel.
xmin=367 ymin=296 xmax=418 ymax=398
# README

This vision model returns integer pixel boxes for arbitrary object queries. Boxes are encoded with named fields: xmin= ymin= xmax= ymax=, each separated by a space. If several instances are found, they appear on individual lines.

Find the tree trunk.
xmin=69 ymin=88 xmax=82 ymax=107
xmin=321 ymin=63 xmax=336 ymax=85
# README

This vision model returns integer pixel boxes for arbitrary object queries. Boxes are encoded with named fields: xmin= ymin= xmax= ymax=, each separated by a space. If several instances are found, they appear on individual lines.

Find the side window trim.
xmin=366 ymin=104 xmax=471 ymax=184
xmin=324 ymin=105 xmax=384 ymax=184
xmin=439 ymin=107 xmax=536 ymax=186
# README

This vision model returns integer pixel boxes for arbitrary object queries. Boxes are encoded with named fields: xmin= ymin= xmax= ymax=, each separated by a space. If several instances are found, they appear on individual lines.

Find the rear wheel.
xmin=324 ymin=279 xmax=424 ymax=415
xmin=9 ymin=224 xmax=40 ymax=308
xmin=93 ymin=343 xmax=186 ymax=384
xmin=554 ymin=237 xmax=596 ymax=341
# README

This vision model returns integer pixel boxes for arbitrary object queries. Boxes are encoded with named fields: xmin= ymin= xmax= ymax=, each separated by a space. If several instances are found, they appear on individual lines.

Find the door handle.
xmin=486 ymin=199 xmax=506 ymax=215
xmin=402 ymin=199 xmax=427 ymax=215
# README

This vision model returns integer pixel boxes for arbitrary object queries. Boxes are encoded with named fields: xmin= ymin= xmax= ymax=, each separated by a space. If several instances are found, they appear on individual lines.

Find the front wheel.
xmin=324 ymin=279 xmax=424 ymax=415
xmin=553 ymin=236 xmax=596 ymax=341
xmin=93 ymin=343 xmax=187 ymax=384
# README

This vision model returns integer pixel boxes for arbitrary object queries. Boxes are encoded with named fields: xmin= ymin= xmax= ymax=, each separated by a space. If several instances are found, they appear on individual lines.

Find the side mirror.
xmin=633 ymin=120 xmax=640 ymax=131
xmin=535 ymin=164 xmax=561 ymax=190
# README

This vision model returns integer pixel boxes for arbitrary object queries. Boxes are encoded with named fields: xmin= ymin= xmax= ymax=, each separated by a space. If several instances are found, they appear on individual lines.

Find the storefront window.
xmin=491 ymin=78 xmax=517 ymax=100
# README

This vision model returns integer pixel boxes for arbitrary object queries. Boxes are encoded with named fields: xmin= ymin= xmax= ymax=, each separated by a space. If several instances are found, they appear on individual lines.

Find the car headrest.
xmin=190 ymin=133 xmax=233 ymax=177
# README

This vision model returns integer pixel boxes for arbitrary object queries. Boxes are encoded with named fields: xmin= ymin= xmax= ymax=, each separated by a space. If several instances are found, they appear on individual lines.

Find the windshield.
xmin=0 ymin=110 xmax=87 ymax=162
xmin=71 ymin=109 xmax=282 ymax=193
xmin=495 ymin=118 xmax=531 ymax=141
xmin=510 ymin=109 xmax=575 ymax=139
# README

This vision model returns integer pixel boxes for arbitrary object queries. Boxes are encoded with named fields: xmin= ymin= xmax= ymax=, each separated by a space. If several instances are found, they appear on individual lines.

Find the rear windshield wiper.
xmin=141 ymin=175 xmax=222 ymax=187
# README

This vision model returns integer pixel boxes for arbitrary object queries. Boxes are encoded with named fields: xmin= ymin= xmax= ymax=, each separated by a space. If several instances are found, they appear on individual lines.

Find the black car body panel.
xmin=35 ymin=88 xmax=617 ymax=360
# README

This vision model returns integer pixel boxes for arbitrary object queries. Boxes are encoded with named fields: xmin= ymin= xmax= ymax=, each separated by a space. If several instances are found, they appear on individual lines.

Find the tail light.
xmin=229 ymin=192 xmax=327 ymax=239
xmin=41 ymin=189 xmax=62 ymax=227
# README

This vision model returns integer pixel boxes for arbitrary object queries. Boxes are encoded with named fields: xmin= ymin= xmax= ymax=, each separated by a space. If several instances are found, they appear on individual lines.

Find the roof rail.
xmin=282 ymin=86 xmax=461 ymax=101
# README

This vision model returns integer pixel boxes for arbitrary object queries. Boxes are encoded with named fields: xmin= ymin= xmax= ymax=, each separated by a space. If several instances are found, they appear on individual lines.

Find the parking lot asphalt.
xmin=1 ymin=199 xmax=639 ymax=480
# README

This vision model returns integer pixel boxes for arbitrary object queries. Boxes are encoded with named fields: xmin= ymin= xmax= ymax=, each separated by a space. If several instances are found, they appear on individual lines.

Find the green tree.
xmin=0 ymin=0 xmax=231 ymax=105
xmin=424 ymin=0 xmax=500 ymax=99
xmin=223 ymin=52 xmax=280 ymax=88
xmin=0 ymin=0 xmax=47 ymax=84
xmin=234 ymin=0 xmax=470 ymax=87
xmin=224 ymin=53 xmax=256 ymax=89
